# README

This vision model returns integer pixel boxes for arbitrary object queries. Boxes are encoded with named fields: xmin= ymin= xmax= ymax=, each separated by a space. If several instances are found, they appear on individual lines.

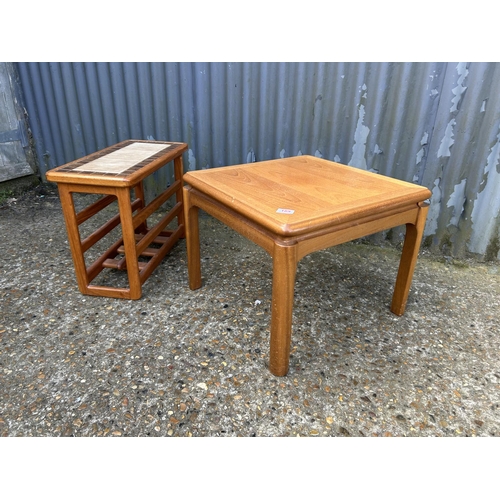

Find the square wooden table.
xmin=46 ymin=140 xmax=188 ymax=299
xmin=183 ymin=155 xmax=431 ymax=376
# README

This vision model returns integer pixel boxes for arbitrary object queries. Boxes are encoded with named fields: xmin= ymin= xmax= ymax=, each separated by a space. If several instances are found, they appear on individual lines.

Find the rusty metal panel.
xmin=15 ymin=62 xmax=500 ymax=260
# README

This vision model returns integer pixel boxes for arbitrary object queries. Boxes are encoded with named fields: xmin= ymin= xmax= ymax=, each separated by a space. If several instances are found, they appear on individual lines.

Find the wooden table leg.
xmin=183 ymin=186 xmax=202 ymax=290
xmin=174 ymin=156 xmax=186 ymax=237
xmin=269 ymin=242 xmax=298 ymax=376
xmin=57 ymin=184 xmax=90 ymax=294
xmin=391 ymin=202 xmax=430 ymax=316
xmin=116 ymin=188 xmax=142 ymax=299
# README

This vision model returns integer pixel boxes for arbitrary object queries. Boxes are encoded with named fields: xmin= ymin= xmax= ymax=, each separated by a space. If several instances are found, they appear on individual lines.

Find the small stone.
xmin=197 ymin=383 xmax=208 ymax=390
xmin=326 ymin=417 xmax=334 ymax=425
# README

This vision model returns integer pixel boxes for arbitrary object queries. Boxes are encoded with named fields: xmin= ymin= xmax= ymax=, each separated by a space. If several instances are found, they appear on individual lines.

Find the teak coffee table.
xmin=183 ymin=155 xmax=431 ymax=376
xmin=46 ymin=140 xmax=188 ymax=299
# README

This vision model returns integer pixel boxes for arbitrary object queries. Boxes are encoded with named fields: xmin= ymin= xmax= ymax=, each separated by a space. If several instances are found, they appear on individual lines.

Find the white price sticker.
xmin=276 ymin=208 xmax=295 ymax=214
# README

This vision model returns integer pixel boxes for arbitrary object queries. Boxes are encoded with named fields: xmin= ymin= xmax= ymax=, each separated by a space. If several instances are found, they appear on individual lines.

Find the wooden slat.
xmin=85 ymin=237 xmax=124 ymax=280
xmin=116 ymin=245 xmax=160 ymax=258
xmin=139 ymin=224 xmax=184 ymax=284
xmin=80 ymin=198 xmax=142 ymax=253
xmin=136 ymin=202 xmax=182 ymax=255
xmin=103 ymin=258 xmax=147 ymax=270
xmin=132 ymin=180 xmax=181 ymax=229
xmin=76 ymin=194 xmax=116 ymax=225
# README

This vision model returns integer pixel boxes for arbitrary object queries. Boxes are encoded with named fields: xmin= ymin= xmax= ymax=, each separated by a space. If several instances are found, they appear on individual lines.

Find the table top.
xmin=184 ymin=155 xmax=432 ymax=236
xmin=46 ymin=140 xmax=188 ymax=187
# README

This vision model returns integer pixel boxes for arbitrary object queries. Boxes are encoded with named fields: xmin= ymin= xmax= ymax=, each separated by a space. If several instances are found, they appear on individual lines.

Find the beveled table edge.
xmin=183 ymin=156 xmax=432 ymax=237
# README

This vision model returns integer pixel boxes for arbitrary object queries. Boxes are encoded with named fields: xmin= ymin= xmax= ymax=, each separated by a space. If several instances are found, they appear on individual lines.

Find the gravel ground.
xmin=1 ymin=183 xmax=499 ymax=438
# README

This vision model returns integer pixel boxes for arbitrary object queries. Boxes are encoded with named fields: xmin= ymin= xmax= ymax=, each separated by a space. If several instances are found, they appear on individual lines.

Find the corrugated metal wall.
xmin=16 ymin=62 xmax=500 ymax=261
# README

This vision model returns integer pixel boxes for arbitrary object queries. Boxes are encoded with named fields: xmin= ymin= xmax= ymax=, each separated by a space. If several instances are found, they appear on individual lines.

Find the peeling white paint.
xmin=447 ymin=179 xmax=467 ymax=227
xmin=480 ymin=100 xmax=487 ymax=113
xmin=430 ymin=89 xmax=439 ymax=97
xmin=334 ymin=155 xmax=341 ymax=162
xmin=349 ymin=104 xmax=369 ymax=170
xmin=246 ymin=149 xmax=255 ymax=163
xmin=416 ymin=132 xmax=429 ymax=166
xmin=469 ymin=130 xmax=500 ymax=255
xmin=424 ymin=178 xmax=442 ymax=237
xmin=373 ymin=144 xmax=383 ymax=155
xmin=437 ymin=119 xmax=456 ymax=158
xmin=416 ymin=148 xmax=425 ymax=165
xmin=314 ymin=150 xmax=323 ymax=158
xmin=279 ymin=149 xmax=285 ymax=158
xmin=450 ymin=63 xmax=469 ymax=113
xmin=188 ymin=149 xmax=196 ymax=171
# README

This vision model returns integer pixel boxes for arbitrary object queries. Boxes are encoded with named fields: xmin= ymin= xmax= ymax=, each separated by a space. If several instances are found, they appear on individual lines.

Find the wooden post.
xmin=183 ymin=186 xmax=202 ymax=290
xmin=391 ymin=202 xmax=430 ymax=316
xmin=269 ymin=242 xmax=298 ymax=376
